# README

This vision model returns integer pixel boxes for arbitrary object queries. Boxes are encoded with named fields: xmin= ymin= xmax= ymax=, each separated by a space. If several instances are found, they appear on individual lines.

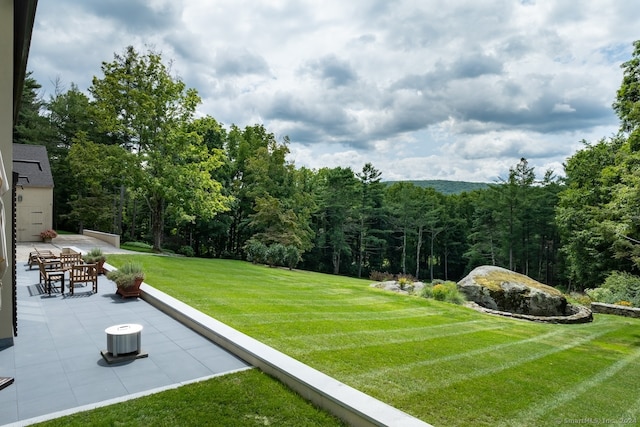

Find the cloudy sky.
xmin=27 ymin=1 xmax=639 ymax=182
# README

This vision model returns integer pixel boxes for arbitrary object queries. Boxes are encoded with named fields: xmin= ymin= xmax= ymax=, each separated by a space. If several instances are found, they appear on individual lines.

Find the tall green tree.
xmin=184 ymin=116 xmax=232 ymax=255
xmin=613 ymin=40 xmax=640 ymax=148
xmin=13 ymin=73 xmax=55 ymax=147
xmin=313 ymin=167 xmax=359 ymax=275
xmin=385 ymin=182 xmax=421 ymax=275
xmin=47 ymin=83 xmax=103 ymax=230
xmin=65 ymin=135 xmax=137 ymax=232
xmin=90 ymin=46 xmax=230 ymax=250
xmin=557 ymin=138 xmax=627 ymax=289
xmin=416 ymin=187 xmax=444 ymax=281
xmin=355 ymin=163 xmax=387 ymax=277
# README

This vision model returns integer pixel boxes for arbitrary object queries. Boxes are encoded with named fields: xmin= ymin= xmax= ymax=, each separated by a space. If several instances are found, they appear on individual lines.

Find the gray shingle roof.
xmin=13 ymin=143 xmax=54 ymax=188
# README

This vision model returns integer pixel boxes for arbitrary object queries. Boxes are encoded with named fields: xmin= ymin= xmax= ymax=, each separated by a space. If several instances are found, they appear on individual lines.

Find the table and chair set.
xmin=28 ymin=247 xmax=99 ymax=296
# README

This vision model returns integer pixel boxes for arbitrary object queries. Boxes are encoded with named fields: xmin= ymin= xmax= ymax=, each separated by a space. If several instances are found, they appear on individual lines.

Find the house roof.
xmin=13 ymin=143 xmax=54 ymax=188
xmin=14 ymin=0 xmax=39 ymax=125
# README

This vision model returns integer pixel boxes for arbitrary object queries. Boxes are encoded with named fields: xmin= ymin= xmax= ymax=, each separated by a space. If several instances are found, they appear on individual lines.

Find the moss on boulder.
xmin=458 ymin=266 xmax=567 ymax=317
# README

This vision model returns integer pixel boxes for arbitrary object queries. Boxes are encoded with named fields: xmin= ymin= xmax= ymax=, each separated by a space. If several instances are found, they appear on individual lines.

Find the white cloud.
xmin=28 ymin=0 xmax=636 ymax=181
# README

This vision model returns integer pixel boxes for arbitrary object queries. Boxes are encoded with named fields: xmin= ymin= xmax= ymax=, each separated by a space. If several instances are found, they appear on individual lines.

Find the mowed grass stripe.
xmin=106 ymin=255 xmax=640 ymax=426
xmin=226 ymin=306 xmax=446 ymax=323
xmin=500 ymin=345 xmax=640 ymax=426
xmin=346 ymin=324 xmax=616 ymax=397
xmin=276 ymin=320 xmax=506 ymax=356
xmin=352 ymin=327 xmax=570 ymax=380
xmin=243 ymin=312 xmax=487 ymax=335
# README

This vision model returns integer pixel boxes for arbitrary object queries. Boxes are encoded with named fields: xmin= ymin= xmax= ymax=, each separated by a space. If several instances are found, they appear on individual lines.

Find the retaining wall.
xmin=591 ymin=302 xmax=640 ymax=319
xmin=83 ymin=229 xmax=120 ymax=248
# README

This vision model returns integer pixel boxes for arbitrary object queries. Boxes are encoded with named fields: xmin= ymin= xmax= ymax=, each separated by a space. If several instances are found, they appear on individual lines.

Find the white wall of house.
xmin=0 ymin=0 xmax=14 ymax=342
xmin=16 ymin=187 xmax=53 ymax=242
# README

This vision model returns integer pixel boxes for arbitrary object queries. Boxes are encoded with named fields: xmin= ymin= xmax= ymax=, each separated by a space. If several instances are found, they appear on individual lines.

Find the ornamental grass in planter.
xmin=107 ymin=261 xmax=145 ymax=298
xmin=83 ymin=247 xmax=107 ymax=274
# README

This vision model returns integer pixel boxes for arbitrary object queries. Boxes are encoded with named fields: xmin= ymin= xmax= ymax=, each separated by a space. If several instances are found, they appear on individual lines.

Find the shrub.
xmin=397 ymin=276 xmax=413 ymax=290
xmin=585 ymin=287 xmax=613 ymax=303
xmin=370 ymin=271 xmax=394 ymax=282
xmin=421 ymin=284 xmax=434 ymax=299
xmin=432 ymin=284 xmax=448 ymax=301
xmin=421 ymin=281 xmax=466 ymax=305
xmin=244 ymin=240 xmax=267 ymax=264
xmin=123 ymin=241 xmax=153 ymax=249
xmin=283 ymin=245 xmax=301 ymax=270
xmin=586 ymin=271 xmax=640 ymax=307
xmin=397 ymin=273 xmax=416 ymax=282
xmin=265 ymin=243 xmax=287 ymax=267
xmin=568 ymin=292 xmax=592 ymax=306
xmin=178 ymin=245 xmax=195 ymax=257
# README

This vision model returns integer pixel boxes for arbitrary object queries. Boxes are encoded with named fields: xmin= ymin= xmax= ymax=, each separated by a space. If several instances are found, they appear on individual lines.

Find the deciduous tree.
xmin=90 ymin=46 xmax=230 ymax=250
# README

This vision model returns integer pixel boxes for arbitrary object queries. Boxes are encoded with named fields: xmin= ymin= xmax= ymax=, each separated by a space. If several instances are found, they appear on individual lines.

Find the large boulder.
xmin=458 ymin=266 xmax=568 ymax=316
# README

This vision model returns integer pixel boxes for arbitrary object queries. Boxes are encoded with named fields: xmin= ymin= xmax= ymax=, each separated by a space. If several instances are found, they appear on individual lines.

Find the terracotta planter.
xmin=116 ymin=278 xmax=143 ymax=298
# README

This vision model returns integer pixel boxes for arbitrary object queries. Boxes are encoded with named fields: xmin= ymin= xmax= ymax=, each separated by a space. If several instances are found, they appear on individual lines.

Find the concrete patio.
xmin=0 ymin=241 xmax=250 ymax=426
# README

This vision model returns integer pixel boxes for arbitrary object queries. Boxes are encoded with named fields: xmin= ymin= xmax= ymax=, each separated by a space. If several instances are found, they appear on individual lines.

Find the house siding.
xmin=16 ymin=186 xmax=53 ymax=242
xmin=0 ymin=0 xmax=14 ymax=342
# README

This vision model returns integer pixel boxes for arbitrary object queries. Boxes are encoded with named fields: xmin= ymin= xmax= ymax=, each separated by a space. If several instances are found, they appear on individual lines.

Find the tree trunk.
xmin=401 ymin=228 xmax=407 ymax=274
xmin=150 ymin=197 xmax=164 ymax=252
xmin=415 ymin=225 xmax=423 ymax=279
xmin=430 ymin=232 xmax=435 ymax=282
xmin=357 ymin=224 xmax=364 ymax=278
xmin=129 ymin=198 xmax=137 ymax=241
xmin=332 ymin=247 xmax=340 ymax=275
xmin=443 ymin=245 xmax=449 ymax=281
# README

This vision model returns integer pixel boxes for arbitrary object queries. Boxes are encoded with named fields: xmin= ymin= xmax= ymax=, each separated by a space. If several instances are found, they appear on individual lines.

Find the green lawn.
xmin=64 ymin=255 xmax=640 ymax=426
xmin=37 ymin=369 xmax=345 ymax=427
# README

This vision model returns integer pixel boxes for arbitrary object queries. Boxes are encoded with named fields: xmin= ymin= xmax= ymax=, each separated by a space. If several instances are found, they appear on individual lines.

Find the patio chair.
xmin=68 ymin=263 xmax=98 ymax=296
xmin=37 ymin=257 xmax=65 ymax=296
xmin=28 ymin=248 xmax=57 ymax=269
xmin=60 ymin=252 xmax=83 ymax=270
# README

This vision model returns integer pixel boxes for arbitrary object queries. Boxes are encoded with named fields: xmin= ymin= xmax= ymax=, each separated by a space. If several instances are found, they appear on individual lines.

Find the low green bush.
xmin=568 ymin=292 xmax=592 ymax=306
xmin=432 ymin=284 xmax=448 ymax=300
xmin=266 ymin=243 xmax=287 ymax=267
xmin=421 ymin=281 xmax=465 ymax=305
xmin=244 ymin=239 xmax=267 ymax=264
xmin=586 ymin=271 xmax=640 ymax=307
xmin=121 ymin=241 xmax=154 ymax=253
xmin=284 ymin=245 xmax=301 ymax=270
xmin=178 ymin=245 xmax=195 ymax=257
xmin=397 ymin=276 xmax=413 ymax=290
xmin=122 ymin=241 xmax=153 ymax=249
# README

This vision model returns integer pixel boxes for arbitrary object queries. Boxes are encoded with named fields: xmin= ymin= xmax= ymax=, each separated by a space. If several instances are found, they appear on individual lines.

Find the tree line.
xmin=14 ymin=42 xmax=640 ymax=290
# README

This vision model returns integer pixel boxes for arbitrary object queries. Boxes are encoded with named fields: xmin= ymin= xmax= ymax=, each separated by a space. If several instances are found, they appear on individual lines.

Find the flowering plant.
xmin=39 ymin=229 xmax=57 ymax=239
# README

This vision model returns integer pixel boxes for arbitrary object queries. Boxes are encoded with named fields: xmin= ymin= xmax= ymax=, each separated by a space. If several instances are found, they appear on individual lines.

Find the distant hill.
xmin=383 ymin=180 xmax=490 ymax=195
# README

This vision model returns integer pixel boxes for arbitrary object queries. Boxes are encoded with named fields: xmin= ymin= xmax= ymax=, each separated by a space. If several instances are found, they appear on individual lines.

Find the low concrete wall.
xmin=591 ymin=302 xmax=640 ymax=319
xmin=83 ymin=229 xmax=120 ymax=248
xmin=120 ymin=273 xmax=431 ymax=427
